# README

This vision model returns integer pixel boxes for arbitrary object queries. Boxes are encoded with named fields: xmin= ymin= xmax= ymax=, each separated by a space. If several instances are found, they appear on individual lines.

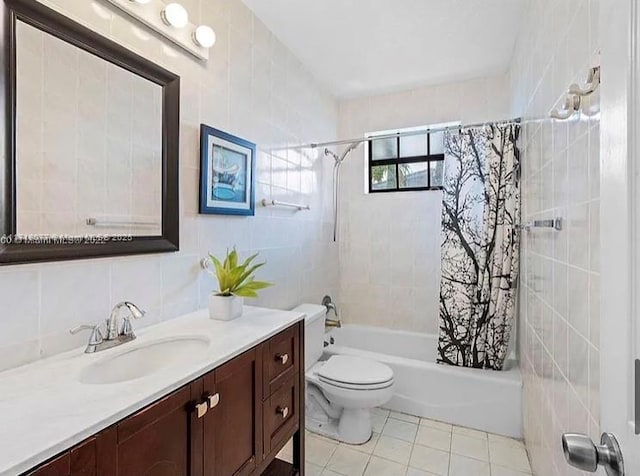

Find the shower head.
xmin=325 ymin=142 xmax=361 ymax=164
xmin=341 ymin=141 xmax=361 ymax=159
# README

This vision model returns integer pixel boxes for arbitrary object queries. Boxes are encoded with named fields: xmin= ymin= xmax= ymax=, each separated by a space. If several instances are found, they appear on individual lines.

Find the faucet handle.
xmin=322 ymin=295 xmax=338 ymax=316
xmin=120 ymin=316 xmax=136 ymax=338
xmin=69 ymin=324 xmax=104 ymax=346
xmin=118 ymin=304 xmax=146 ymax=338
xmin=69 ymin=324 xmax=95 ymax=334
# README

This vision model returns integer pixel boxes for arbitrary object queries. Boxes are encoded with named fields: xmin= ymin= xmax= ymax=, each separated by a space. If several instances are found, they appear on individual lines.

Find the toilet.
xmin=293 ymin=304 xmax=395 ymax=445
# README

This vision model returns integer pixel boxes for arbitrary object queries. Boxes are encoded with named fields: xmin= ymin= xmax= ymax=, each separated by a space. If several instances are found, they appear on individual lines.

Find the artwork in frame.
xmin=199 ymin=124 xmax=256 ymax=216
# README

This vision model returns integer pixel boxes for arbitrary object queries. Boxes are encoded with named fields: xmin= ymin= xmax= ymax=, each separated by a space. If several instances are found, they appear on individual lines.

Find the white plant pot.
xmin=208 ymin=294 xmax=244 ymax=321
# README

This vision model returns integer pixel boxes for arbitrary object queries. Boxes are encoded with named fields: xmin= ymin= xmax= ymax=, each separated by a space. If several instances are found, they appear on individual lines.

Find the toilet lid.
xmin=316 ymin=355 xmax=394 ymax=387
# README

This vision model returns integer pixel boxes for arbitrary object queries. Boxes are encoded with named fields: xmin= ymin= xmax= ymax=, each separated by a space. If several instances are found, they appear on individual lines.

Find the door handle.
xmin=207 ymin=393 xmax=220 ymax=409
xmin=562 ymin=433 xmax=624 ymax=476
xmin=195 ymin=401 xmax=208 ymax=419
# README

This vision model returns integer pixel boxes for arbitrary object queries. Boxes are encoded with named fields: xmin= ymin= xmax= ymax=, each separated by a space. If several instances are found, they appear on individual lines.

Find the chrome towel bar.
xmin=518 ymin=218 xmax=563 ymax=232
xmin=260 ymin=199 xmax=310 ymax=211
xmin=85 ymin=217 xmax=160 ymax=228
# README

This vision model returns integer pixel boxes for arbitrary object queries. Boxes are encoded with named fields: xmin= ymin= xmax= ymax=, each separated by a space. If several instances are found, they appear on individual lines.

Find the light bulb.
xmin=193 ymin=25 xmax=216 ymax=48
xmin=161 ymin=3 xmax=188 ymax=28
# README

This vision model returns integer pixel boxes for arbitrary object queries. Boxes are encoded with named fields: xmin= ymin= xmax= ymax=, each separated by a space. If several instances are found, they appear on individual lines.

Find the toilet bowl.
xmin=293 ymin=304 xmax=395 ymax=445
xmin=306 ymin=355 xmax=395 ymax=444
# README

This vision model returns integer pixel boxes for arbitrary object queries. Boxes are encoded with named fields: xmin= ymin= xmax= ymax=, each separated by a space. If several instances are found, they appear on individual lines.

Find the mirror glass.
xmin=14 ymin=20 xmax=163 ymax=238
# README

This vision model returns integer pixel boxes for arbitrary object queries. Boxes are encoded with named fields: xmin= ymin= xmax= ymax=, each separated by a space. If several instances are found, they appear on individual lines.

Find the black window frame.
xmin=367 ymin=132 xmax=445 ymax=193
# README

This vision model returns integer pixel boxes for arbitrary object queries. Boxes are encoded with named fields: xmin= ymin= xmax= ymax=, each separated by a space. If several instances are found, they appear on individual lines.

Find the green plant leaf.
xmin=206 ymin=249 xmax=273 ymax=298
xmin=209 ymin=254 xmax=226 ymax=287
xmin=227 ymin=248 xmax=238 ymax=269
xmin=241 ymin=280 xmax=272 ymax=291
xmin=240 ymin=253 xmax=259 ymax=268
xmin=226 ymin=267 xmax=246 ymax=292
xmin=233 ymin=288 xmax=259 ymax=298
xmin=231 ymin=253 xmax=259 ymax=289
xmin=235 ymin=262 xmax=266 ymax=290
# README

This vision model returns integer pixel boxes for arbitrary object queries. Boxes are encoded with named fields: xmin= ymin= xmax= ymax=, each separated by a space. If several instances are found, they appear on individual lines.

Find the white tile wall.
xmin=0 ymin=0 xmax=339 ymax=370
xmin=509 ymin=0 xmax=601 ymax=474
xmin=336 ymin=75 xmax=511 ymax=334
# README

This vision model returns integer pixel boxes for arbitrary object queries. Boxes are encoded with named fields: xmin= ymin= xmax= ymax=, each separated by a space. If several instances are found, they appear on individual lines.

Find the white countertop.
xmin=0 ymin=306 xmax=304 ymax=476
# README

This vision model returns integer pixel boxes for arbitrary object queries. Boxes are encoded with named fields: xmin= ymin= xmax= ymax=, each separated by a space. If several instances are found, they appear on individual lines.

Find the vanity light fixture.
xmin=193 ymin=25 xmax=216 ymax=48
xmin=103 ymin=0 xmax=210 ymax=60
xmin=161 ymin=2 xmax=188 ymax=29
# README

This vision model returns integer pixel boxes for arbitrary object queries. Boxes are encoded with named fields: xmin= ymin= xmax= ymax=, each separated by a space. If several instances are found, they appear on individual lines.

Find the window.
xmin=367 ymin=129 xmax=446 ymax=193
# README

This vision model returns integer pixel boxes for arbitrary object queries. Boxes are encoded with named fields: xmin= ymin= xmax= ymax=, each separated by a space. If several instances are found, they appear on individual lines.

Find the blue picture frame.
xmin=199 ymin=124 xmax=256 ymax=216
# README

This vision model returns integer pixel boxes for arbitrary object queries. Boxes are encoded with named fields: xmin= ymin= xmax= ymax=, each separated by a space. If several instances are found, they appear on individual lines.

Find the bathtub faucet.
xmin=326 ymin=319 xmax=342 ymax=329
xmin=322 ymin=295 xmax=342 ymax=328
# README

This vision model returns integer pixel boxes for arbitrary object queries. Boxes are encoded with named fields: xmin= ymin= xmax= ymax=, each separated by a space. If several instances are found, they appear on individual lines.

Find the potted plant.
xmin=205 ymin=249 xmax=272 ymax=321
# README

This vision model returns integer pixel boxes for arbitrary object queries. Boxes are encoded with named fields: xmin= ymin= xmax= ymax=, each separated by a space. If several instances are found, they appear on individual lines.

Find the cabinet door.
xmin=27 ymin=438 xmax=97 ymax=476
xmin=115 ymin=386 xmax=193 ymax=476
xmin=27 ymin=453 xmax=69 ymax=476
xmin=263 ymin=375 xmax=299 ymax=457
xmin=203 ymin=347 xmax=263 ymax=476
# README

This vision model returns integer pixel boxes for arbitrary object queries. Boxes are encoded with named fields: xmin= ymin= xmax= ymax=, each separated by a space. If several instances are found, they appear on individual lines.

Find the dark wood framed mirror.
xmin=0 ymin=0 xmax=180 ymax=264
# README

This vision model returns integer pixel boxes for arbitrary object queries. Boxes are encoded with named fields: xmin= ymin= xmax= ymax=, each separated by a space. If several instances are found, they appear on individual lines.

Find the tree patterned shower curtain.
xmin=437 ymin=122 xmax=520 ymax=371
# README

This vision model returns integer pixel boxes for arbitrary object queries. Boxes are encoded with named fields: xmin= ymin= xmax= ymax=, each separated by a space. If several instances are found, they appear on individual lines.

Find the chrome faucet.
xmin=322 ymin=295 xmax=341 ymax=328
xmin=107 ymin=301 xmax=145 ymax=340
xmin=70 ymin=301 xmax=146 ymax=353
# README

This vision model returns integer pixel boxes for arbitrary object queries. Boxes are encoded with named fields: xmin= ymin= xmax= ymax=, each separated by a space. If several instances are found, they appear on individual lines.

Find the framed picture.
xmin=199 ymin=125 xmax=256 ymax=216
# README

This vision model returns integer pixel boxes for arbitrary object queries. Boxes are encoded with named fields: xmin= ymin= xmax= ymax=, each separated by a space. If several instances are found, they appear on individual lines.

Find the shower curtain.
xmin=437 ymin=122 xmax=520 ymax=371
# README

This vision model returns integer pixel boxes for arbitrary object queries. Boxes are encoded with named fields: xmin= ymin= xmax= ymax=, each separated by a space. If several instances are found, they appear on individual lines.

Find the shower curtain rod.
xmin=296 ymin=118 xmax=521 ymax=149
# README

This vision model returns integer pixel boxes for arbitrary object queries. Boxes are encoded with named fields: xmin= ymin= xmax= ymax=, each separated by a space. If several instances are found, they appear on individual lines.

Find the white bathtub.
xmin=324 ymin=325 xmax=523 ymax=438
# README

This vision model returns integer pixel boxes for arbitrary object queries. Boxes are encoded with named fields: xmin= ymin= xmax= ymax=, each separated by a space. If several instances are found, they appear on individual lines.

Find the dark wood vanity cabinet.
xmin=25 ymin=322 xmax=304 ymax=476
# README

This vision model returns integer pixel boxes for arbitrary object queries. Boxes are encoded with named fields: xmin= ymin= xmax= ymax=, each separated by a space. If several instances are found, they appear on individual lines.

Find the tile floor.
xmin=278 ymin=409 xmax=532 ymax=476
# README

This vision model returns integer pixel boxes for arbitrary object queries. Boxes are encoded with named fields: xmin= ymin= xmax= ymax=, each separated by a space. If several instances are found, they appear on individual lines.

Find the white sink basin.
xmin=79 ymin=336 xmax=210 ymax=385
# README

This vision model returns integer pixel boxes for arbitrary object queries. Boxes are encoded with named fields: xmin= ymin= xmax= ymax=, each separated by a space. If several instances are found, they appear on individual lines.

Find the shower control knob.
xmin=562 ymin=433 xmax=624 ymax=476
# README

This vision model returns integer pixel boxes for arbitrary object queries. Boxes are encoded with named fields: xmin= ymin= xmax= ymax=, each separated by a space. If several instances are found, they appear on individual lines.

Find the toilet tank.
xmin=292 ymin=304 xmax=327 ymax=370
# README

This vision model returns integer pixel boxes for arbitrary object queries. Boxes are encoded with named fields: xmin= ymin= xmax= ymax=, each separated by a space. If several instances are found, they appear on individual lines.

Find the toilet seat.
xmin=314 ymin=355 xmax=394 ymax=390
xmin=318 ymin=376 xmax=394 ymax=390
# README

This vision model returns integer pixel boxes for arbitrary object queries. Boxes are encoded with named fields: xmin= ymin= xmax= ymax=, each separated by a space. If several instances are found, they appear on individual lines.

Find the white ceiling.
xmin=242 ymin=0 xmax=525 ymax=98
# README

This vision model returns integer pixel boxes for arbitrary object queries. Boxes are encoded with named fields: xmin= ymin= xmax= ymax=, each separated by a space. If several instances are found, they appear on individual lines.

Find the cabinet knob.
xmin=275 ymin=353 xmax=289 ymax=365
xmin=276 ymin=406 xmax=289 ymax=419
xmin=208 ymin=393 xmax=220 ymax=409
xmin=195 ymin=401 xmax=208 ymax=419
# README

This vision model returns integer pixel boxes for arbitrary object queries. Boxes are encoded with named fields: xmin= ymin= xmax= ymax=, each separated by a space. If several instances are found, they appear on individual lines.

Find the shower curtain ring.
xmin=568 ymin=66 xmax=601 ymax=97
xmin=549 ymin=94 xmax=581 ymax=120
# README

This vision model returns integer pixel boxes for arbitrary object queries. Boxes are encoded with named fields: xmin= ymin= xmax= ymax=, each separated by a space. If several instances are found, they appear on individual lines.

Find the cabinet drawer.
xmin=263 ymin=374 xmax=299 ymax=456
xmin=263 ymin=325 xmax=299 ymax=396
xmin=117 ymin=386 xmax=190 ymax=443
